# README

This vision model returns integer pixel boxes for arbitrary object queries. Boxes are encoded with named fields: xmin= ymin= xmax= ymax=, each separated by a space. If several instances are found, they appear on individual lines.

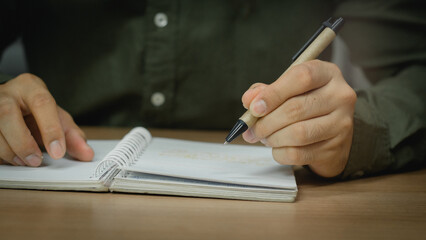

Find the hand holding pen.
xmin=226 ymin=18 xmax=357 ymax=177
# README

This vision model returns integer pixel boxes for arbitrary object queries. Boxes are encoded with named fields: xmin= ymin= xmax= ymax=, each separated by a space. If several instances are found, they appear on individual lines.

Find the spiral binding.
xmin=93 ymin=127 xmax=152 ymax=183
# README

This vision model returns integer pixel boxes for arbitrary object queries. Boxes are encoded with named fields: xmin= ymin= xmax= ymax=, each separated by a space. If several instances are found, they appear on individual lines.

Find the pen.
xmin=224 ymin=17 xmax=344 ymax=144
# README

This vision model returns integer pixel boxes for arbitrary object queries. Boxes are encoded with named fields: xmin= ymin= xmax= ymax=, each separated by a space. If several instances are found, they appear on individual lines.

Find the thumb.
xmin=58 ymin=107 xmax=94 ymax=161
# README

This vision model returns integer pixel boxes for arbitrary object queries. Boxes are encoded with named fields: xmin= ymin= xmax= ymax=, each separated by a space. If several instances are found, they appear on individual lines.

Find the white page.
xmin=0 ymin=140 xmax=118 ymax=182
xmin=125 ymin=138 xmax=296 ymax=189
xmin=119 ymin=172 xmax=295 ymax=192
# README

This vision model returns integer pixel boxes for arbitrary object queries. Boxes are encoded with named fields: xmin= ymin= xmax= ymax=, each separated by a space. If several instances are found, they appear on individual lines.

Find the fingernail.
xmin=50 ymin=140 xmax=64 ymax=159
xmin=251 ymin=99 xmax=267 ymax=116
xmin=13 ymin=156 xmax=25 ymax=166
xmin=244 ymin=128 xmax=257 ymax=143
xmin=25 ymin=154 xmax=42 ymax=167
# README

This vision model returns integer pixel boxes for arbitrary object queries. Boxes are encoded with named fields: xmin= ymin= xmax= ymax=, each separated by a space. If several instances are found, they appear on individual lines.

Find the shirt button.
xmin=154 ymin=13 xmax=168 ymax=28
xmin=151 ymin=92 xmax=166 ymax=107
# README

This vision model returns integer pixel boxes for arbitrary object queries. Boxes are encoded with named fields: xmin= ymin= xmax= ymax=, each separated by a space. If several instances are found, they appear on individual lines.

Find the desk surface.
xmin=1 ymin=127 xmax=425 ymax=240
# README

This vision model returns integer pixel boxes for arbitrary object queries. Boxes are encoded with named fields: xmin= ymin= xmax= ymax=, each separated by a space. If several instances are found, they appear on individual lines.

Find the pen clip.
xmin=291 ymin=17 xmax=344 ymax=62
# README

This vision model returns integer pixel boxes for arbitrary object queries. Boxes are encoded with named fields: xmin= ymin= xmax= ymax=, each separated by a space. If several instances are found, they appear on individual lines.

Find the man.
xmin=0 ymin=0 xmax=424 ymax=178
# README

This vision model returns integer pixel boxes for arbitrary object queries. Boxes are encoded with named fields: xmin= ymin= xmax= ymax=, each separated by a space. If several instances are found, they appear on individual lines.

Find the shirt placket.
xmin=142 ymin=1 xmax=177 ymax=126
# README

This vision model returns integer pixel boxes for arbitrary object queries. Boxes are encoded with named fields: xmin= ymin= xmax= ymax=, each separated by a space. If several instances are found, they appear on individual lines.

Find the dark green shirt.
xmin=1 ymin=0 xmax=425 ymax=179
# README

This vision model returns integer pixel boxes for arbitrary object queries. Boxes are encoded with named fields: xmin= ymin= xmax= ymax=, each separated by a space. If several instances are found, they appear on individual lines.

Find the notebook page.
xmin=119 ymin=172 xmax=295 ymax=193
xmin=124 ymin=138 xmax=296 ymax=189
xmin=0 ymin=140 xmax=118 ymax=182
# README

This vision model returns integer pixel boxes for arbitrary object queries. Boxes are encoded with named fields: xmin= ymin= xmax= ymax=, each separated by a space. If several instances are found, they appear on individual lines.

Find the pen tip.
xmin=224 ymin=141 xmax=228 ymax=145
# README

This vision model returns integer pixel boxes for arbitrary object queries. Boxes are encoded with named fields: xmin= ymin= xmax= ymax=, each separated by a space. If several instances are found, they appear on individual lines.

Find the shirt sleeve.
xmin=334 ymin=0 xmax=426 ymax=178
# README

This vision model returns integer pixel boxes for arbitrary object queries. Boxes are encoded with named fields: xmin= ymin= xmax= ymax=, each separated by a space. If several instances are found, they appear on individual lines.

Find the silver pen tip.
xmin=224 ymin=141 xmax=228 ymax=145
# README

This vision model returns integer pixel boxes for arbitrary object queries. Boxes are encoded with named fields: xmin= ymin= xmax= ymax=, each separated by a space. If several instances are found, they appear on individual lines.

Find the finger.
xmin=241 ymin=83 xmax=267 ymax=109
xmin=272 ymin=133 xmax=350 ymax=177
xmin=248 ymin=81 xmax=338 ymax=141
xmin=0 ymin=131 xmax=17 ymax=165
xmin=58 ymin=107 xmax=94 ymax=161
xmin=264 ymin=111 xmax=352 ymax=147
xmin=242 ymin=127 xmax=257 ymax=143
xmin=0 ymin=132 xmax=25 ymax=166
xmin=249 ymin=60 xmax=339 ymax=117
xmin=19 ymin=77 xmax=66 ymax=160
xmin=272 ymin=135 xmax=340 ymax=166
xmin=0 ymin=93 xmax=43 ymax=167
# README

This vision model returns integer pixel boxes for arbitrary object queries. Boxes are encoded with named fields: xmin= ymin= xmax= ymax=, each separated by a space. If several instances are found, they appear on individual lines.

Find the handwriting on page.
xmin=158 ymin=149 xmax=270 ymax=166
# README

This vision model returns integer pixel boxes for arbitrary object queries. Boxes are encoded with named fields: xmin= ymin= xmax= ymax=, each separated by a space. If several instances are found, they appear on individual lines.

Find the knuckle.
xmin=17 ymin=73 xmax=37 ymax=80
xmin=292 ymin=123 xmax=308 ymax=144
xmin=0 ymin=95 xmax=17 ymax=116
xmin=308 ymin=59 xmax=323 ymax=70
xmin=328 ymin=62 xmax=342 ymax=75
xmin=260 ymin=85 xmax=284 ymax=107
xmin=42 ymin=124 xmax=63 ymax=137
xmin=14 ymin=73 xmax=37 ymax=86
xmin=308 ymin=123 xmax=325 ymax=143
xmin=284 ymin=99 xmax=304 ymax=122
xmin=342 ymin=88 xmax=357 ymax=106
xmin=29 ymin=91 xmax=56 ymax=109
xmin=293 ymin=64 xmax=313 ymax=89
xmin=15 ymin=73 xmax=44 ymax=86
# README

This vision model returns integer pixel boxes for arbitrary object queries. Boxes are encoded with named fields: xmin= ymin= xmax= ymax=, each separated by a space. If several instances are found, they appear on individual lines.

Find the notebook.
xmin=0 ymin=127 xmax=297 ymax=202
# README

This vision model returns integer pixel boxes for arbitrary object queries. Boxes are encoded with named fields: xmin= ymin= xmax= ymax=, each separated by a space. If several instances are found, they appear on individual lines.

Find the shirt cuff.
xmin=340 ymin=95 xmax=393 ymax=179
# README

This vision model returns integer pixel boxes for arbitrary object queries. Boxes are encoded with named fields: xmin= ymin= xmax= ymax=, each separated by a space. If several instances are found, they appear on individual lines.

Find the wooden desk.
xmin=1 ymin=127 xmax=425 ymax=239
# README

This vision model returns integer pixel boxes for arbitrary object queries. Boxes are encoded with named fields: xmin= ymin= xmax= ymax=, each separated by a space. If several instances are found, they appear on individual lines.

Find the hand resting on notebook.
xmin=0 ymin=73 xmax=94 ymax=167
xmin=241 ymin=60 xmax=357 ymax=178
